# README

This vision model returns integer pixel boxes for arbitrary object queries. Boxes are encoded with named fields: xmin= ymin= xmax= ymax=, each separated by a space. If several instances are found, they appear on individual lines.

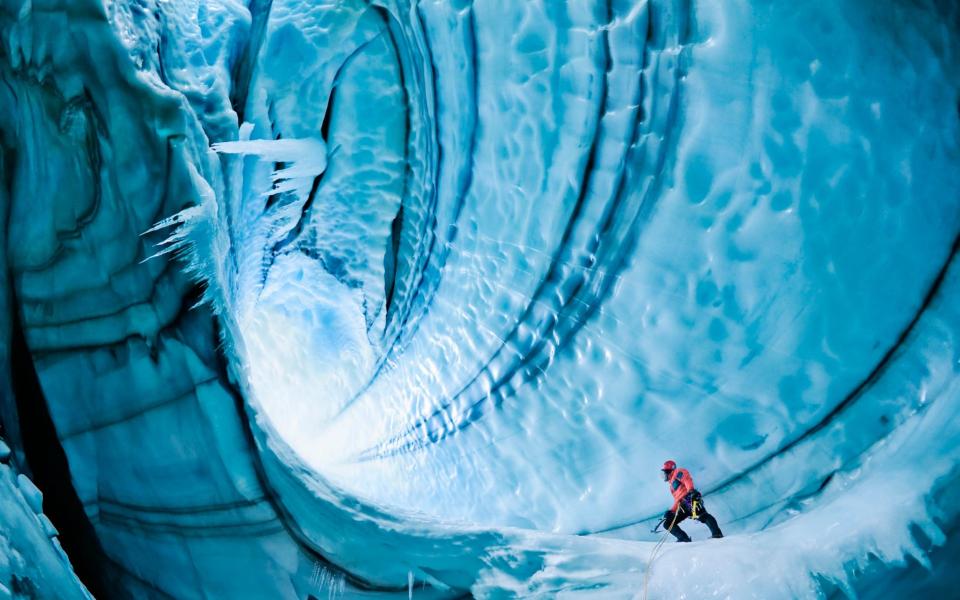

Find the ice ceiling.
xmin=1 ymin=0 xmax=959 ymax=598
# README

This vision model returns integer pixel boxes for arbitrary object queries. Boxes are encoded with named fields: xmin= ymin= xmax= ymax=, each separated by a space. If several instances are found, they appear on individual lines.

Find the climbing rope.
xmin=640 ymin=509 xmax=681 ymax=600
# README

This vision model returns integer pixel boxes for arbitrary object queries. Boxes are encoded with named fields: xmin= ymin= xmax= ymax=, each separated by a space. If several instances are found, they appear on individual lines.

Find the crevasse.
xmin=1 ymin=0 xmax=959 ymax=598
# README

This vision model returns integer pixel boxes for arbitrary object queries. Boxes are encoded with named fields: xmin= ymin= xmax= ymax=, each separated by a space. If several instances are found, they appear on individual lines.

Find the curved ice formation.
xmin=1 ymin=0 xmax=959 ymax=597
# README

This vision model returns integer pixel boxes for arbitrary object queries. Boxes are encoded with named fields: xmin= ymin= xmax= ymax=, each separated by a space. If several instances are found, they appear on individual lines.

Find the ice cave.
xmin=1 ymin=0 xmax=959 ymax=598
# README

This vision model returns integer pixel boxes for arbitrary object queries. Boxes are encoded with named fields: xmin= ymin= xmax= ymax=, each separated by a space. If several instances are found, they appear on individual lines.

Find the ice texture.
xmin=1 ymin=0 xmax=959 ymax=598
xmin=0 ymin=440 xmax=91 ymax=599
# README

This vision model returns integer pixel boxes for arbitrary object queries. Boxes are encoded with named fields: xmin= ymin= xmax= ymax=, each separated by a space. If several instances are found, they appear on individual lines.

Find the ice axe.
xmin=650 ymin=517 xmax=665 ymax=533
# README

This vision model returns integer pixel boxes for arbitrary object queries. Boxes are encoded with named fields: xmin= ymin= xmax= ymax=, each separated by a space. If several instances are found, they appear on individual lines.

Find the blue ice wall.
xmin=1 ymin=0 xmax=959 ymax=598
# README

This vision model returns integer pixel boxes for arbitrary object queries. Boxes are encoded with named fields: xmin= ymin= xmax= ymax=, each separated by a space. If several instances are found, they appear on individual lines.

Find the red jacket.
xmin=667 ymin=467 xmax=694 ymax=511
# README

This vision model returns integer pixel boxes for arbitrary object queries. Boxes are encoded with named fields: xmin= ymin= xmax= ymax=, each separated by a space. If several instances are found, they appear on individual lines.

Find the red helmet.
xmin=661 ymin=460 xmax=677 ymax=472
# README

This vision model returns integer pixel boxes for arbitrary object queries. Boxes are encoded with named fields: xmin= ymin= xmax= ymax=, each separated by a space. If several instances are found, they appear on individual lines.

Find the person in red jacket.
xmin=660 ymin=460 xmax=723 ymax=542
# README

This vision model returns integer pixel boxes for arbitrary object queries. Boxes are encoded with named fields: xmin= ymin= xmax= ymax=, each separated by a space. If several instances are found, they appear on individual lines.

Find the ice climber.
xmin=660 ymin=460 xmax=724 ymax=542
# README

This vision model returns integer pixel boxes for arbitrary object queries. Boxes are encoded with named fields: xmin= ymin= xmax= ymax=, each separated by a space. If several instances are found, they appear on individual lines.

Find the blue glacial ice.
xmin=1 ymin=0 xmax=959 ymax=598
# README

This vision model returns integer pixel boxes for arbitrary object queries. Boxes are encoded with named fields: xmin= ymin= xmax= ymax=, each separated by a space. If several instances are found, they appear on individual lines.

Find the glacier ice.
xmin=0 ymin=437 xmax=90 ymax=599
xmin=1 ymin=0 xmax=959 ymax=598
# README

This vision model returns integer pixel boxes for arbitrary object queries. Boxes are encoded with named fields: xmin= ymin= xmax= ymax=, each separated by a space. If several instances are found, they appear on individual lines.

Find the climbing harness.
xmin=689 ymin=492 xmax=703 ymax=520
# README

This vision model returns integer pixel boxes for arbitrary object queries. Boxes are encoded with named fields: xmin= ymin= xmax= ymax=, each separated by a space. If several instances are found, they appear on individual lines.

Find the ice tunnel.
xmin=1 ymin=0 xmax=959 ymax=598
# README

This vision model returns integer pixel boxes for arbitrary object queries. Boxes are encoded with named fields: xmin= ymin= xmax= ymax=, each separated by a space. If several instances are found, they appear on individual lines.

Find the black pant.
xmin=664 ymin=495 xmax=723 ymax=542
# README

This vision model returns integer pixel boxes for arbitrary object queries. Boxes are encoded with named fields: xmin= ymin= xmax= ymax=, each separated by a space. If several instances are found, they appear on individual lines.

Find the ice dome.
xmin=0 ymin=0 xmax=958 ymax=598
